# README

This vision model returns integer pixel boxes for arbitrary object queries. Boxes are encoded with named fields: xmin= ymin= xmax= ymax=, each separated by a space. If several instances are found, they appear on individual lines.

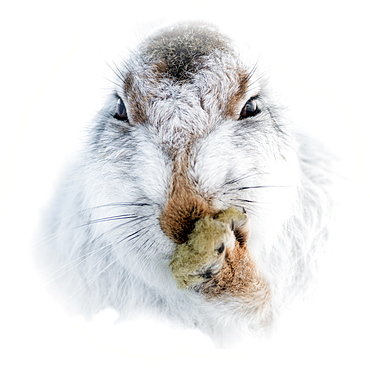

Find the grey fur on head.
xmin=38 ymin=22 xmax=334 ymax=343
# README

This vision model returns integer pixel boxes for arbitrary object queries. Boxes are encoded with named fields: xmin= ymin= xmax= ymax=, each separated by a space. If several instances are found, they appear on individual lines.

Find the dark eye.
xmin=239 ymin=97 xmax=261 ymax=120
xmin=114 ymin=98 xmax=128 ymax=121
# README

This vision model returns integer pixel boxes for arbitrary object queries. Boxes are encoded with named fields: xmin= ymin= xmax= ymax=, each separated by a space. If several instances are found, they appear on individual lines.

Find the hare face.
xmin=41 ymin=22 xmax=332 ymax=340
xmin=83 ymin=24 xmax=300 ymax=324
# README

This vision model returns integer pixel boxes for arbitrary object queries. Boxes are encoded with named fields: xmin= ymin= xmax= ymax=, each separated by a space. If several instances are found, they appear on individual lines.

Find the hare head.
xmin=39 ymin=22 xmax=333 ymax=341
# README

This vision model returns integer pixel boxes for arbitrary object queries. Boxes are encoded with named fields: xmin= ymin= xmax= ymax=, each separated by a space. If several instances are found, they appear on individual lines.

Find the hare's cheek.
xmin=129 ymin=129 xmax=172 ymax=206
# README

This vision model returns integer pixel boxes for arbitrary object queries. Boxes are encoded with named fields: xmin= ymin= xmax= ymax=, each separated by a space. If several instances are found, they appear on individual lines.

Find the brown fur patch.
xmin=161 ymin=149 xmax=270 ymax=314
xmin=201 ymin=226 xmax=270 ymax=308
xmin=160 ymin=151 xmax=216 ymax=244
xmin=151 ymin=59 xmax=169 ymax=77
xmin=145 ymin=23 xmax=233 ymax=81
xmin=123 ymin=73 xmax=148 ymax=123
xmin=224 ymin=71 xmax=250 ymax=118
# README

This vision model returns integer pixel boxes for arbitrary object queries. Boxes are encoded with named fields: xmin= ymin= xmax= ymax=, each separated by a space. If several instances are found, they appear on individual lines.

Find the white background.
xmin=1 ymin=1 xmax=369 ymax=369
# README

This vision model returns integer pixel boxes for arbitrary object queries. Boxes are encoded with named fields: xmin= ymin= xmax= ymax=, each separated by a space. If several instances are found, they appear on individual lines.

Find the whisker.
xmin=41 ymin=244 xmax=111 ymax=286
xmin=77 ymin=215 xmax=149 ymax=228
xmin=226 ymin=185 xmax=293 ymax=192
xmin=231 ymin=198 xmax=257 ymax=203
xmin=33 ymin=226 xmax=74 ymax=252
xmin=40 ymin=215 xmax=152 ymax=284
xmin=60 ymin=252 xmax=118 ymax=308
xmin=126 ymin=228 xmax=149 ymax=242
xmin=222 ymin=173 xmax=256 ymax=186
xmin=127 ymin=241 xmax=158 ymax=275
xmin=246 ymin=59 xmax=260 ymax=83
xmin=116 ymin=226 xmax=151 ymax=246
xmin=247 ymin=72 xmax=267 ymax=91
xmin=105 ymin=77 xmax=124 ymax=90
xmin=106 ymin=60 xmax=125 ymax=84
xmin=134 ymin=228 xmax=151 ymax=242
xmin=33 ymin=202 xmax=151 ymax=248
xmin=109 ymin=244 xmax=157 ymax=305
xmin=58 ymin=218 xmax=159 ymax=309
xmin=75 ymin=203 xmax=152 ymax=213
xmin=60 ymin=226 xmax=154 ymax=306
xmin=93 ymin=202 xmax=152 ymax=208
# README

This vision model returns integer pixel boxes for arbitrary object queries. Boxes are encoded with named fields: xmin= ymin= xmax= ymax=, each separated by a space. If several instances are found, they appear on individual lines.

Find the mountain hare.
xmin=39 ymin=22 xmax=334 ymax=341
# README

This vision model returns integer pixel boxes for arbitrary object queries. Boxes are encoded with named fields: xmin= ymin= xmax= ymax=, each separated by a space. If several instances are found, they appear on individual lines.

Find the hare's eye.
xmin=239 ymin=97 xmax=260 ymax=120
xmin=114 ymin=98 xmax=128 ymax=121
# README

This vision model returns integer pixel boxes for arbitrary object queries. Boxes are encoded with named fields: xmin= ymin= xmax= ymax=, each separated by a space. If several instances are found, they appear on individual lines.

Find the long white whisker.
xmin=77 ymin=215 xmax=149 ymax=227
xmin=41 ymin=243 xmax=112 ymax=286
xmin=59 ymin=251 xmax=117 ymax=309
xmin=33 ymin=202 xmax=151 ymax=251
xmin=41 ymin=216 xmax=151 ymax=285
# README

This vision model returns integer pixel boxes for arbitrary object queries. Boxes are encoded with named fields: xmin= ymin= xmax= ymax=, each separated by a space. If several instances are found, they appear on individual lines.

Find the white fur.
xmin=37 ymin=22 xmax=334 ymax=343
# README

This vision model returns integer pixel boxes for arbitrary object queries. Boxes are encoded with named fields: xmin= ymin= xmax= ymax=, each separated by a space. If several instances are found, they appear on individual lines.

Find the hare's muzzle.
xmin=159 ymin=151 xmax=216 ymax=244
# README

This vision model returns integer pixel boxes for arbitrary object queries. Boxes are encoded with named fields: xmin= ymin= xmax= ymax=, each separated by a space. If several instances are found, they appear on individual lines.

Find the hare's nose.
xmin=159 ymin=155 xmax=215 ymax=244
xmin=160 ymin=193 xmax=214 ymax=244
